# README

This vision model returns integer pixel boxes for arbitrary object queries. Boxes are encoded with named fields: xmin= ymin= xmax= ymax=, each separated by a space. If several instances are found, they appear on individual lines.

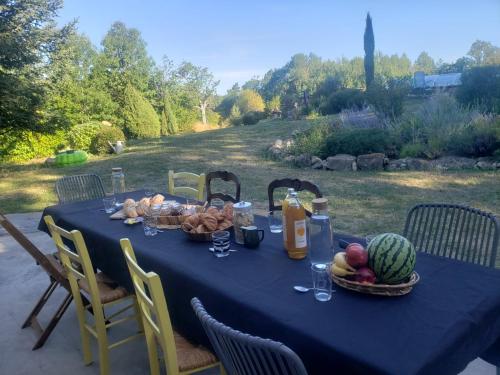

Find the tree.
xmin=363 ymin=12 xmax=375 ymax=88
xmin=0 ymin=0 xmax=74 ymax=134
xmin=456 ymin=65 xmax=500 ymax=113
xmin=237 ymin=89 xmax=265 ymax=114
xmin=414 ymin=52 xmax=436 ymax=74
xmin=122 ymin=84 xmax=160 ymax=138
xmin=467 ymin=40 xmax=500 ymax=66
xmin=160 ymin=94 xmax=178 ymax=135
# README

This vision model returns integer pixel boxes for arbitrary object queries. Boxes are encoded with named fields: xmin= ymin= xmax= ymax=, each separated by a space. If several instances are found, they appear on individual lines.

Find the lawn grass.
xmin=1 ymin=117 xmax=498 ymax=237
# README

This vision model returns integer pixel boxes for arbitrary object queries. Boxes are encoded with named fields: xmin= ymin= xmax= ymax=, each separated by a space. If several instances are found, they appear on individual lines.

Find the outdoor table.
xmin=38 ymin=191 xmax=500 ymax=375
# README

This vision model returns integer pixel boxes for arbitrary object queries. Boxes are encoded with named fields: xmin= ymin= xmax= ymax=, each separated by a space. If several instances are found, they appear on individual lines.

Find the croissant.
xmin=123 ymin=198 xmax=136 ymax=208
xmin=206 ymin=207 xmax=219 ymax=216
xmin=195 ymin=224 xmax=207 ymax=233
xmin=124 ymin=206 xmax=138 ymax=218
xmin=181 ymin=222 xmax=194 ymax=232
xmin=200 ymin=214 xmax=218 ymax=231
xmin=150 ymin=194 xmax=165 ymax=205
xmin=185 ymin=214 xmax=200 ymax=227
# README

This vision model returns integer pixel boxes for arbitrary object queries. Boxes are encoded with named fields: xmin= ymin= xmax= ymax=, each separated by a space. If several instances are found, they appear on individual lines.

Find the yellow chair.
xmin=44 ymin=216 xmax=143 ymax=375
xmin=119 ymin=238 xmax=225 ymax=375
xmin=168 ymin=170 xmax=205 ymax=201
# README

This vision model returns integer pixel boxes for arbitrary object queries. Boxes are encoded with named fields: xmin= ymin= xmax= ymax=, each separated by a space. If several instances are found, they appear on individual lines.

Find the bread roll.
xmin=124 ymin=206 xmax=138 ymax=218
xmin=123 ymin=198 xmax=136 ymax=208
xmin=139 ymin=197 xmax=151 ymax=207
xmin=150 ymin=194 xmax=165 ymax=205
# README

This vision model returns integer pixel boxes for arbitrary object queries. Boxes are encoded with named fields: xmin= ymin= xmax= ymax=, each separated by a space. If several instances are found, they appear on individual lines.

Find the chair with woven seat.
xmin=191 ymin=297 xmax=308 ymax=375
xmin=0 ymin=211 xmax=76 ymax=350
xmin=168 ymin=170 xmax=205 ymax=201
xmin=119 ymin=238 xmax=224 ymax=375
xmin=206 ymin=171 xmax=241 ymax=204
xmin=268 ymin=178 xmax=322 ymax=217
xmin=44 ymin=215 xmax=143 ymax=375
xmin=55 ymin=174 xmax=106 ymax=204
xmin=403 ymin=203 xmax=499 ymax=268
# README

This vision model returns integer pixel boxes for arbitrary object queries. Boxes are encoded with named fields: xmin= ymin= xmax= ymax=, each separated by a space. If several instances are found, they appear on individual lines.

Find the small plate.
xmin=124 ymin=217 xmax=143 ymax=225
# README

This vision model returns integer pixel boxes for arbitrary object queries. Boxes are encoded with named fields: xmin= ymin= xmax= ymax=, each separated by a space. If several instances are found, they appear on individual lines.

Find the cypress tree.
xmin=364 ymin=12 xmax=375 ymax=88
xmin=122 ymin=84 xmax=160 ymax=138
xmin=161 ymin=95 xmax=178 ymax=135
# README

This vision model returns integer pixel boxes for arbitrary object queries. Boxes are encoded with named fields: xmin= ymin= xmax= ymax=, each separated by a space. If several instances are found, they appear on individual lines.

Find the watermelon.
xmin=367 ymin=233 xmax=416 ymax=285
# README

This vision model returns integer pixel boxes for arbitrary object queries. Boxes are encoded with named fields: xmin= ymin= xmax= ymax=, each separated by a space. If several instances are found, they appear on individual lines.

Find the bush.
xmin=90 ymin=125 xmax=125 ymax=155
xmin=0 ymin=130 xmax=67 ymax=162
xmin=237 ymin=89 xmax=265 ymax=114
xmin=400 ymin=143 xmax=427 ymax=158
xmin=446 ymin=116 xmax=500 ymax=157
xmin=365 ymin=80 xmax=409 ymax=118
xmin=242 ymin=111 xmax=266 ymax=125
xmin=67 ymin=121 xmax=101 ymax=151
xmin=325 ymin=128 xmax=400 ymax=157
xmin=290 ymin=124 xmax=333 ymax=158
xmin=320 ymin=89 xmax=365 ymax=115
xmin=456 ymin=65 xmax=500 ymax=114
xmin=339 ymin=107 xmax=385 ymax=129
xmin=122 ymin=85 xmax=161 ymax=138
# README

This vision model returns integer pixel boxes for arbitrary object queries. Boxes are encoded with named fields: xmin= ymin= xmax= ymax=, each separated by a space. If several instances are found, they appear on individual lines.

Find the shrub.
xmin=339 ymin=107 xmax=385 ymax=129
xmin=456 ymin=65 xmax=500 ymax=114
xmin=365 ymin=80 xmax=409 ymax=118
xmin=122 ymin=85 xmax=161 ymax=138
xmin=446 ymin=116 xmax=500 ymax=157
xmin=325 ymin=128 xmax=400 ymax=157
xmin=242 ymin=111 xmax=266 ymax=125
xmin=0 ymin=130 xmax=67 ymax=162
xmin=400 ymin=143 xmax=427 ymax=158
xmin=90 ymin=125 xmax=125 ymax=155
xmin=237 ymin=89 xmax=265 ymax=114
xmin=320 ymin=89 xmax=365 ymax=115
xmin=290 ymin=124 xmax=333 ymax=158
xmin=67 ymin=121 xmax=101 ymax=151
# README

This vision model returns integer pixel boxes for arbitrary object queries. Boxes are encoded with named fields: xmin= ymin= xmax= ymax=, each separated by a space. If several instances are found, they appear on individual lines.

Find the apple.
xmin=355 ymin=267 xmax=376 ymax=284
xmin=346 ymin=243 xmax=368 ymax=268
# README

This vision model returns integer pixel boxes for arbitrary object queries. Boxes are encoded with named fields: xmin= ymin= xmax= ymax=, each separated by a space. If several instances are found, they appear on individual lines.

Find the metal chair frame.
xmin=191 ymin=297 xmax=308 ymax=375
xmin=206 ymin=171 xmax=241 ymax=204
xmin=268 ymin=178 xmax=322 ymax=217
xmin=55 ymin=174 xmax=106 ymax=204
xmin=403 ymin=203 xmax=499 ymax=268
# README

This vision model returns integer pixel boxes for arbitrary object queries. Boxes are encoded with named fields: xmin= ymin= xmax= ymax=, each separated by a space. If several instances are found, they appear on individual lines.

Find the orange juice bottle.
xmin=282 ymin=188 xmax=294 ymax=249
xmin=284 ymin=191 xmax=308 ymax=259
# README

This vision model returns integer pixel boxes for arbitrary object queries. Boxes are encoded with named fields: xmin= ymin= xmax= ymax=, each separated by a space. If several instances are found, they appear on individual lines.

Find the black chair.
xmin=268 ymin=178 xmax=322 ymax=217
xmin=403 ymin=203 xmax=499 ymax=268
xmin=191 ymin=297 xmax=308 ymax=375
xmin=55 ymin=174 xmax=106 ymax=204
xmin=206 ymin=171 xmax=241 ymax=203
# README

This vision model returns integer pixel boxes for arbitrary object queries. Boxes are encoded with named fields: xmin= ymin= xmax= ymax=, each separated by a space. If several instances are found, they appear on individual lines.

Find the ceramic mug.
xmin=241 ymin=226 xmax=265 ymax=248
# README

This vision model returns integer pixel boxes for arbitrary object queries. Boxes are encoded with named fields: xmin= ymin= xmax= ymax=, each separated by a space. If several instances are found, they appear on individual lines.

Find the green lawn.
xmin=1 ymin=118 xmax=498 ymax=237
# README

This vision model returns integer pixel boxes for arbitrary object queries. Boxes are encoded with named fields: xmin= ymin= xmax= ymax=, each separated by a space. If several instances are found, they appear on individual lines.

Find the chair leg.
xmin=96 ymin=323 xmax=110 ymax=375
xmin=31 ymin=291 xmax=73 ymax=350
xmin=22 ymin=279 xmax=58 ymax=329
xmin=144 ymin=324 xmax=161 ymax=375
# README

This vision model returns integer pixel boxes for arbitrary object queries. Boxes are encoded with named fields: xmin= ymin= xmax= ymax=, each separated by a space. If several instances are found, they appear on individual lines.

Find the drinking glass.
xmin=311 ymin=263 xmax=332 ymax=302
xmin=268 ymin=211 xmax=283 ymax=233
xmin=143 ymin=213 xmax=158 ymax=236
xmin=102 ymin=196 xmax=116 ymax=214
xmin=212 ymin=230 xmax=230 ymax=258
xmin=185 ymin=198 xmax=198 ymax=215
xmin=211 ymin=198 xmax=225 ymax=211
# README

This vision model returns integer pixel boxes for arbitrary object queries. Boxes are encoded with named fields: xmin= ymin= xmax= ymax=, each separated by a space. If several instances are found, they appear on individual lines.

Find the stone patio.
xmin=0 ymin=213 xmax=495 ymax=374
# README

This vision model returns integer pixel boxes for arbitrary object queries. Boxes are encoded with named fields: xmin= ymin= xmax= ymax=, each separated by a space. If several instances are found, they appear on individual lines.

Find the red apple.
xmin=346 ymin=243 xmax=368 ymax=268
xmin=355 ymin=267 xmax=376 ymax=284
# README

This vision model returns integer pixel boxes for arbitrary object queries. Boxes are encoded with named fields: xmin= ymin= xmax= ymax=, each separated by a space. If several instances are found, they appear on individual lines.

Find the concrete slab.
xmin=0 ymin=213 xmax=495 ymax=374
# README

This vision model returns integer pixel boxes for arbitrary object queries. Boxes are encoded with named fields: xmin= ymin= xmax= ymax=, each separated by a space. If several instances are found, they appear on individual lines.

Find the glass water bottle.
xmin=111 ymin=167 xmax=125 ymax=196
xmin=308 ymin=198 xmax=333 ymax=266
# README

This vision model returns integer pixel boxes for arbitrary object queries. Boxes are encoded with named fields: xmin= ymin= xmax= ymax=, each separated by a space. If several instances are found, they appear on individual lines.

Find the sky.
xmin=57 ymin=0 xmax=500 ymax=94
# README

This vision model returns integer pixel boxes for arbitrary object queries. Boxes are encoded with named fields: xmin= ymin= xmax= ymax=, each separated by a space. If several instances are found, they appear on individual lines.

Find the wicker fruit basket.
xmin=331 ymin=271 xmax=420 ymax=297
xmin=181 ymin=226 xmax=233 ymax=242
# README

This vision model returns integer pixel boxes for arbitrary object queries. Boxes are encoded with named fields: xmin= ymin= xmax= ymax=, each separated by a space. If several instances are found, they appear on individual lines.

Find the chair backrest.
xmin=168 ymin=170 xmax=205 ymax=201
xmin=120 ymin=238 xmax=178 ymax=374
xmin=55 ymin=174 xmax=106 ymax=204
xmin=191 ymin=297 xmax=308 ymax=375
xmin=44 ymin=215 xmax=106 ymax=322
xmin=403 ymin=203 xmax=500 ymax=267
xmin=268 ymin=178 xmax=322 ymax=217
xmin=206 ymin=171 xmax=241 ymax=204
xmin=0 ymin=211 xmax=66 ymax=284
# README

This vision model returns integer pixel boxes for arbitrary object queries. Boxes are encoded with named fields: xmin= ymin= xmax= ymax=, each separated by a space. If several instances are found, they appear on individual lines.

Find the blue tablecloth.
xmin=38 ymin=192 xmax=500 ymax=375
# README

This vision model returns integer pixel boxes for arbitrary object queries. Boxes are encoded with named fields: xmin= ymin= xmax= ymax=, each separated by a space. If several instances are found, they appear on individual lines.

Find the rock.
xmin=405 ymin=158 xmax=430 ymax=171
xmin=283 ymin=155 xmax=295 ymax=164
xmin=475 ymin=157 xmax=497 ymax=170
xmin=291 ymin=129 xmax=302 ymax=138
xmin=294 ymin=154 xmax=312 ymax=168
xmin=311 ymin=156 xmax=323 ymax=169
xmin=357 ymin=153 xmax=385 ymax=171
xmin=325 ymin=154 xmax=356 ymax=171
xmin=386 ymin=159 xmax=408 ymax=171
xmin=272 ymin=139 xmax=284 ymax=149
xmin=430 ymin=156 xmax=476 ymax=170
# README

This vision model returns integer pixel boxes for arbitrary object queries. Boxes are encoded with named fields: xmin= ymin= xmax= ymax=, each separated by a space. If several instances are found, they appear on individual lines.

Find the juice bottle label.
xmin=294 ymin=219 xmax=307 ymax=248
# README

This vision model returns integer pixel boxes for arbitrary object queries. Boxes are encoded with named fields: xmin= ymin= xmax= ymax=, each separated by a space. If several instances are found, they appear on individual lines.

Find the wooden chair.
xmin=168 ymin=170 xmax=206 ymax=201
xmin=206 ymin=171 xmax=241 ymax=204
xmin=403 ymin=203 xmax=499 ymax=268
xmin=55 ymin=174 xmax=106 ymax=204
xmin=191 ymin=297 xmax=308 ymax=375
xmin=44 ymin=216 xmax=143 ymax=375
xmin=119 ymin=238 xmax=224 ymax=375
xmin=268 ymin=178 xmax=322 ymax=217
xmin=0 ymin=211 xmax=76 ymax=350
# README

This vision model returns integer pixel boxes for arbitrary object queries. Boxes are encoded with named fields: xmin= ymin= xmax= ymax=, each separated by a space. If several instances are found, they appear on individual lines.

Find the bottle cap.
xmin=112 ymin=167 xmax=122 ymax=172
xmin=312 ymin=198 xmax=328 ymax=212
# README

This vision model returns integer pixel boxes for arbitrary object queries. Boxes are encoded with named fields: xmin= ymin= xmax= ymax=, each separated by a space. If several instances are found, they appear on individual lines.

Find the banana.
xmin=333 ymin=252 xmax=356 ymax=272
xmin=331 ymin=263 xmax=356 ymax=277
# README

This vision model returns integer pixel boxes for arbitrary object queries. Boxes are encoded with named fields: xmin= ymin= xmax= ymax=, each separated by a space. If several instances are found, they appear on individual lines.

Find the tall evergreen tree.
xmin=363 ymin=12 xmax=375 ymax=88
xmin=122 ymin=84 xmax=160 ymax=138
xmin=160 ymin=95 xmax=178 ymax=135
